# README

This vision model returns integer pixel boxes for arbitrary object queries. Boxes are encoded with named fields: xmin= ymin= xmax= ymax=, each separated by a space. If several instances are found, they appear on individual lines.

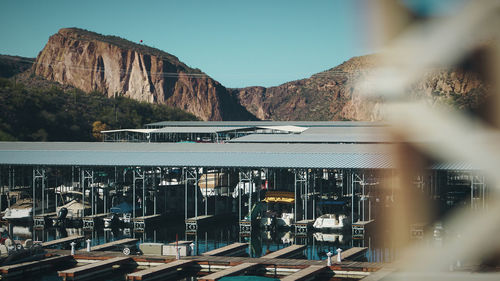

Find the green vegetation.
xmin=0 ymin=55 xmax=34 ymax=78
xmin=0 ymin=77 xmax=198 ymax=141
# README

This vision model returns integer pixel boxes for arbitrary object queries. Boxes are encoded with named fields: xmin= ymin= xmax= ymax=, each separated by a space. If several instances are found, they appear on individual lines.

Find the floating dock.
xmin=198 ymin=262 xmax=259 ymax=281
xmin=261 ymin=245 xmax=306 ymax=259
xmin=334 ymin=247 xmax=368 ymax=261
xmin=82 ymin=213 xmax=109 ymax=230
xmin=185 ymin=215 xmax=214 ymax=231
xmin=58 ymin=256 xmax=131 ymax=281
xmin=202 ymin=243 xmax=248 ymax=257
xmin=91 ymin=238 xmax=138 ymax=251
xmin=33 ymin=212 xmax=57 ymax=228
xmin=133 ymin=214 xmax=162 ymax=232
xmin=41 ymin=235 xmax=85 ymax=248
xmin=352 ymin=219 xmax=374 ymax=237
xmin=126 ymin=260 xmax=194 ymax=281
xmin=281 ymin=265 xmax=327 ymax=281
xmin=0 ymin=255 xmax=73 ymax=278
xmin=294 ymin=219 xmax=315 ymax=235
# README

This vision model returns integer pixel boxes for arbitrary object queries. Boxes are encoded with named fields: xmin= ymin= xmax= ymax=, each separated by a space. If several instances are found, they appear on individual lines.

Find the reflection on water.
xmin=5 ymin=220 xmax=399 ymax=263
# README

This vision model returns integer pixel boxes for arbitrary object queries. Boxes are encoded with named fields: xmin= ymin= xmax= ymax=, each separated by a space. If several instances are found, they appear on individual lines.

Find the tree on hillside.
xmin=92 ymin=121 xmax=108 ymax=141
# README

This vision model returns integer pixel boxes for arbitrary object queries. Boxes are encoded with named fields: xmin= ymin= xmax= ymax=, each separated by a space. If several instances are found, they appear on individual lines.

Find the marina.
xmin=0 ymin=121 xmax=493 ymax=280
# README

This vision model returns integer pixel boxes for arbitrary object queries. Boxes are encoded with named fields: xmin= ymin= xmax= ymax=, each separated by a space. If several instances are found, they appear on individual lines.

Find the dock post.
xmin=327 ymin=251 xmax=332 ymax=266
xmin=70 ymin=242 xmax=76 ymax=255
xmin=86 ymin=239 xmax=91 ymax=252
xmin=337 ymin=248 xmax=343 ymax=262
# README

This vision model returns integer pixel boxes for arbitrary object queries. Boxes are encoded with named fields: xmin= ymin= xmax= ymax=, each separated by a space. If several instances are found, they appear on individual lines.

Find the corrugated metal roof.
xmin=0 ymin=142 xmax=475 ymax=170
xmin=101 ymin=129 xmax=158 ymax=134
xmin=146 ymin=121 xmax=387 ymax=128
xmin=152 ymin=126 xmax=249 ymax=134
xmin=0 ymin=142 xmax=394 ymax=169
xmin=256 ymin=126 xmax=308 ymax=133
xmin=228 ymin=133 xmax=392 ymax=143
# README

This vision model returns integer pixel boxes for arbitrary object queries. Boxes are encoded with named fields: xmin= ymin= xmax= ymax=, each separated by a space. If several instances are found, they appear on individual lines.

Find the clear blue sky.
xmin=0 ymin=0 xmax=462 ymax=88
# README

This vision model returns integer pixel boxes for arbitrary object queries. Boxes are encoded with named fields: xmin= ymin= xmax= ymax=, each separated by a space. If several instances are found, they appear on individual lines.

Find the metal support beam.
xmin=184 ymin=168 xmax=198 ymax=220
xmin=294 ymin=170 xmax=307 ymax=221
xmin=81 ymin=169 xmax=93 ymax=216
xmin=133 ymin=169 xmax=146 ymax=218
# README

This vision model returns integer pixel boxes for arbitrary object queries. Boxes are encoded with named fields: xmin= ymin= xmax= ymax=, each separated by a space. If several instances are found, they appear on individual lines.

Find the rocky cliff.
xmin=232 ymin=55 xmax=487 ymax=121
xmin=33 ymin=28 xmax=256 ymax=121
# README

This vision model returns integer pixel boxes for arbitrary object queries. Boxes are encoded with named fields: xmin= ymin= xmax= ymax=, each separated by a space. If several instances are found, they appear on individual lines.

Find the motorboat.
xmin=313 ymin=232 xmax=345 ymax=243
xmin=261 ymin=212 xmax=295 ymax=228
xmin=103 ymin=201 xmax=135 ymax=228
xmin=198 ymin=172 xmax=234 ymax=197
xmin=260 ymin=190 xmax=295 ymax=229
xmin=313 ymin=214 xmax=348 ymax=230
xmin=3 ymin=198 xmax=41 ymax=222
xmin=52 ymin=199 xmax=90 ymax=227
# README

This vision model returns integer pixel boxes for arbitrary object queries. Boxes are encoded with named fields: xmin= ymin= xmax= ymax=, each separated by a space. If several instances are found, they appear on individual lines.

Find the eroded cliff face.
xmin=34 ymin=28 xmax=255 ymax=121
xmin=232 ymin=55 xmax=487 ymax=121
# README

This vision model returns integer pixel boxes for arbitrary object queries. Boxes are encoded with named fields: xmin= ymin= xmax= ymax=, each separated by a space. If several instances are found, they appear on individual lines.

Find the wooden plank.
xmin=126 ymin=260 xmax=194 ymax=281
xmin=41 ymin=235 xmax=85 ymax=248
xmin=352 ymin=220 xmax=374 ymax=227
xmin=0 ymin=255 xmax=73 ymax=276
xmin=133 ymin=214 xmax=161 ymax=221
xmin=58 ymin=256 xmax=130 ymax=280
xmin=334 ymin=247 xmax=368 ymax=261
xmin=281 ymin=265 xmax=327 ymax=281
xmin=198 ymin=263 xmax=259 ymax=281
xmin=84 ymin=213 xmax=109 ymax=219
xmin=91 ymin=238 xmax=138 ymax=251
xmin=262 ymin=245 xmax=306 ymax=259
xmin=359 ymin=267 xmax=395 ymax=281
xmin=185 ymin=215 xmax=213 ymax=222
xmin=202 ymin=243 xmax=248 ymax=257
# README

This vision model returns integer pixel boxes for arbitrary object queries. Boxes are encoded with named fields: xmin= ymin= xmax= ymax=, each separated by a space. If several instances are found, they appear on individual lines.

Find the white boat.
xmin=313 ymin=232 xmax=344 ymax=243
xmin=313 ymin=214 xmax=348 ymax=230
xmin=261 ymin=212 xmax=295 ymax=228
xmin=3 ymin=199 xmax=41 ymax=222
xmin=198 ymin=173 xmax=233 ymax=197
xmin=54 ymin=199 xmax=90 ymax=221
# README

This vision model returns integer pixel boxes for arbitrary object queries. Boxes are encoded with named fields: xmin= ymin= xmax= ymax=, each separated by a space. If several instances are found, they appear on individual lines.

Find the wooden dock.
xmin=281 ymin=265 xmax=327 ymax=281
xmin=82 ymin=213 xmax=109 ymax=229
xmin=91 ymin=238 xmax=138 ymax=251
xmin=33 ymin=212 xmax=57 ymax=228
xmin=0 ymin=255 xmax=73 ymax=278
xmin=352 ymin=219 xmax=374 ymax=237
xmin=334 ymin=247 xmax=368 ymax=261
xmin=41 ymin=235 xmax=85 ymax=248
xmin=198 ymin=262 xmax=259 ymax=281
xmin=58 ymin=256 xmax=131 ymax=280
xmin=126 ymin=260 xmax=194 ymax=281
xmin=202 ymin=243 xmax=248 ymax=257
xmin=261 ymin=245 xmax=306 ymax=259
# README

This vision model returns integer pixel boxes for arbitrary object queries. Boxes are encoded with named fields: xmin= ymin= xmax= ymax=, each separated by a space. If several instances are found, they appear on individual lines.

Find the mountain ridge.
xmin=33 ymin=28 xmax=256 ymax=121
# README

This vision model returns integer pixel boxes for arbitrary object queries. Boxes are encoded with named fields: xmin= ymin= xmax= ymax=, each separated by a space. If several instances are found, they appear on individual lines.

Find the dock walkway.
xmin=58 ymin=256 xmax=131 ymax=281
xmin=0 ymin=255 xmax=72 ymax=278
xmin=41 ymin=235 xmax=85 ymax=248
xmin=126 ymin=260 xmax=194 ymax=281
xmin=261 ymin=245 xmax=306 ymax=259
xmin=281 ymin=265 xmax=327 ymax=281
xmin=198 ymin=262 xmax=259 ymax=281
xmin=202 ymin=243 xmax=247 ymax=257
xmin=91 ymin=238 xmax=138 ymax=251
xmin=334 ymin=247 xmax=367 ymax=261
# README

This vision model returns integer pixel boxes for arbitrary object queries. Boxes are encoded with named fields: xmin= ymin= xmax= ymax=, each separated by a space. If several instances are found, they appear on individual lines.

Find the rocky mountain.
xmin=232 ymin=55 xmax=487 ymax=121
xmin=33 ymin=28 xmax=256 ymax=121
